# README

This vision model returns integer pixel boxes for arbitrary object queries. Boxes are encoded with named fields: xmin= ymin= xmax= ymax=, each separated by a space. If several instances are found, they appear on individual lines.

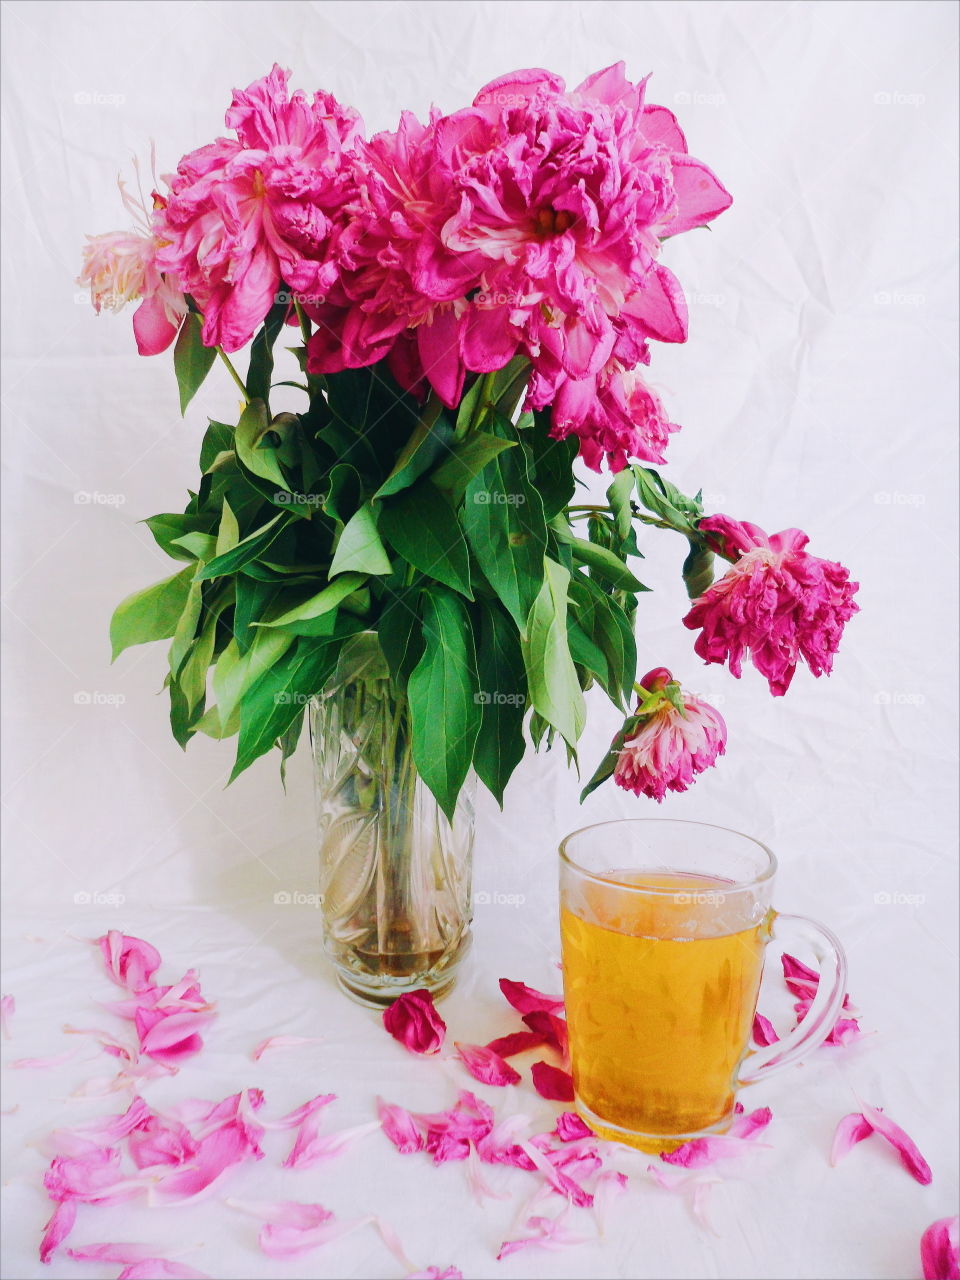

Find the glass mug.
xmin=559 ymin=819 xmax=847 ymax=1154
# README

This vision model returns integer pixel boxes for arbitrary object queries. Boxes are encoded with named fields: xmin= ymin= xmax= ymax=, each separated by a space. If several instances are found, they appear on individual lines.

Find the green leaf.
xmin=579 ymin=712 xmax=644 ymax=802
xmin=632 ymin=465 xmax=702 ymax=531
xmin=431 ymin=432 xmax=516 ymax=501
xmin=110 ymin=565 xmax=195 ymax=662
xmin=215 ymin=499 xmax=240 ymax=557
xmin=213 ymin=629 xmax=294 ymax=735
xmin=377 ymin=590 xmax=424 ymax=685
xmin=235 ymin=399 xmax=288 ymax=490
xmin=259 ymin=573 xmax=366 ymax=629
xmin=234 ymin=577 xmax=283 ymax=654
xmin=606 ymin=469 xmax=635 ymax=541
xmin=329 ymin=502 xmax=393 ymax=578
xmin=143 ymin=513 xmax=216 ymax=563
xmin=173 ymin=312 xmax=216 ymax=415
xmin=194 ymin=512 xmax=289 ymax=581
xmin=576 ymin=573 xmax=638 ymax=708
xmin=279 ymin=707 xmax=305 ymax=791
xmin=246 ymin=302 xmax=286 ymax=404
xmin=170 ymin=531 xmax=217 ymax=561
xmin=520 ymin=557 xmax=585 ymax=749
xmin=177 ymin=589 xmax=231 ymax=716
xmin=529 ymin=411 xmax=578 ymax=519
xmin=230 ymin=639 xmax=341 ymax=781
xmin=682 ymin=540 xmax=715 ymax=600
xmin=322 ymin=463 xmax=361 ymax=524
xmin=473 ymin=601 xmax=527 ymax=805
xmin=167 ymin=577 xmax=204 ymax=677
xmin=375 ymin=400 xmax=455 ymax=499
xmin=550 ymin=520 xmax=647 ymax=592
xmin=379 ymin=479 xmax=472 ymax=598
xmin=408 ymin=588 xmax=481 ymax=821
xmin=463 ymin=419 xmax=547 ymax=629
xmin=199 ymin=420 xmax=234 ymax=472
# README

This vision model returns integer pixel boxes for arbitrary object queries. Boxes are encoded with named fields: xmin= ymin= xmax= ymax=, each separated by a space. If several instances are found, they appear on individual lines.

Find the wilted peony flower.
xmin=156 ymin=64 xmax=362 ymax=352
xmin=613 ymin=668 xmax=727 ymax=801
xmin=308 ymin=62 xmax=730 ymax=469
xmin=683 ymin=515 xmax=860 ymax=696
xmin=78 ymin=180 xmax=187 ymax=356
xmin=382 ymin=989 xmax=446 ymax=1055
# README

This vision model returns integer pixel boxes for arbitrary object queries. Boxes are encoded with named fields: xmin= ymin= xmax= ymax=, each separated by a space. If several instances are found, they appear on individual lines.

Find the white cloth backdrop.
xmin=2 ymin=2 xmax=957 ymax=1277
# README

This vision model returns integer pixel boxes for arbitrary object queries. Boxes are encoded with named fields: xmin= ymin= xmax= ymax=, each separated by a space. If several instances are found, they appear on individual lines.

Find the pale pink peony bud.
xmin=613 ymin=672 xmax=727 ymax=802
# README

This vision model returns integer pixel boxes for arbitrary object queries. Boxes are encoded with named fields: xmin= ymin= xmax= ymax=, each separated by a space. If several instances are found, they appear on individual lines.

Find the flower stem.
xmin=217 ymin=348 xmax=249 ymax=402
xmin=294 ymin=300 xmax=312 ymax=345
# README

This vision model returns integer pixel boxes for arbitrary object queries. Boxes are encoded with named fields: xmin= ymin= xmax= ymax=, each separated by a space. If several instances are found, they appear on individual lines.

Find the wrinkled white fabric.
xmin=1 ymin=2 xmax=957 ymax=1277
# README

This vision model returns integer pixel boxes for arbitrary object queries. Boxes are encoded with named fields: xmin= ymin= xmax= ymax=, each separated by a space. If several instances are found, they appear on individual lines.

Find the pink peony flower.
xmin=156 ymin=65 xmax=362 ymax=352
xmin=613 ymin=668 xmax=727 ymax=801
xmin=382 ymin=989 xmax=446 ymax=1055
xmin=307 ymin=62 xmax=730 ymax=469
xmin=683 ymin=515 xmax=859 ymax=696
xmin=78 ymin=181 xmax=187 ymax=356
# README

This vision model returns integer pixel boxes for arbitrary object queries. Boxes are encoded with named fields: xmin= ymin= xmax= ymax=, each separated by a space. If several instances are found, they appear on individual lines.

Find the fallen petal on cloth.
xmin=497 ymin=1211 xmax=590 ymax=1259
xmin=752 ymin=1013 xmax=779 ymax=1047
xmin=860 ymin=1103 xmax=933 ymax=1185
xmin=662 ymin=1108 xmax=772 ymax=1168
xmin=921 ymin=1216 xmax=960 ymax=1280
xmin=454 ymin=1042 xmax=522 ymax=1086
xmin=251 ymin=1035 xmax=323 ymax=1061
xmin=382 ymin=990 xmax=446 ymax=1055
xmin=499 ymin=979 xmax=565 ymax=1017
xmin=1 ymin=993 xmax=14 ymax=1038
xmin=554 ymin=1112 xmax=594 ymax=1142
xmin=531 ymin=1061 xmax=575 ymax=1102
xmin=485 ymin=1030 xmax=548 ymax=1058
xmin=39 ymin=1200 xmax=77 ymax=1263
xmin=830 ymin=1112 xmax=875 ymax=1165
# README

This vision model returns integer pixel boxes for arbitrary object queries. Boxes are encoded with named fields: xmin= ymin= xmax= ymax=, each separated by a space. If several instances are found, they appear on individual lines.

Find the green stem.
xmin=217 ymin=348 xmax=249 ymax=402
xmin=294 ymin=300 xmax=312 ymax=345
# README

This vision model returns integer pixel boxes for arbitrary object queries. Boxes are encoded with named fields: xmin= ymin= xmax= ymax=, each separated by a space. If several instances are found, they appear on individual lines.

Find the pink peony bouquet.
xmin=80 ymin=64 xmax=858 ymax=816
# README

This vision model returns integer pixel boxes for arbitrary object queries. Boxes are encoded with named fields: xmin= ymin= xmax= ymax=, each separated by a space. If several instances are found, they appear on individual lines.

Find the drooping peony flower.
xmin=156 ymin=65 xmax=362 ymax=352
xmin=381 ymin=989 xmax=446 ymax=1055
xmin=307 ymin=62 xmax=730 ymax=469
xmin=78 ymin=180 xmax=187 ymax=356
xmin=683 ymin=515 xmax=860 ymax=696
xmin=613 ymin=668 xmax=727 ymax=801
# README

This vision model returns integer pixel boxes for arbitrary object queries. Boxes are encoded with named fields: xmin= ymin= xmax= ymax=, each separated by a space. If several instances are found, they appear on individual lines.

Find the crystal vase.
xmin=310 ymin=633 xmax=475 ymax=1007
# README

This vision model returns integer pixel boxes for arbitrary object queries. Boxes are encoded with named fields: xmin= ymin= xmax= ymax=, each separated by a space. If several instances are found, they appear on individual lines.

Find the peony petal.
xmin=1 ymin=993 xmax=14 ymax=1038
xmin=860 ymin=1102 xmax=933 ymax=1185
xmin=531 ymin=1062 xmax=575 ymax=1102
xmin=830 ymin=1112 xmax=875 ymax=1166
xmin=593 ymin=1169 xmax=628 ymax=1234
xmin=382 ymin=990 xmax=446 ymax=1056
xmin=96 ymin=933 xmax=162 ymax=992
xmin=662 ymin=1111 xmax=772 ymax=1169
xmin=12 ymin=1047 xmax=82 ymax=1069
xmin=373 ymin=1216 xmax=418 ymax=1272
xmin=485 ymin=1030 xmax=547 ymax=1058
xmin=521 ymin=1012 xmax=569 ymax=1065
xmin=729 ymin=1106 xmax=772 ymax=1140
xmin=407 ymin=1270 xmax=463 ymax=1279
xmin=377 ymin=1099 xmax=426 ymax=1154
xmin=117 ymin=1264 xmax=209 ymax=1279
xmin=497 ymin=1211 xmax=590 ymax=1260
xmin=499 ymin=979 xmax=565 ymax=1017
xmin=251 ymin=1035 xmax=323 ymax=1061
xmin=465 ymin=1142 xmax=512 ymax=1203
xmin=519 ymin=1141 xmax=593 ymax=1208
xmin=261 ymin=1215 xmax=372 ymax=1261
xmin=554 ymin=1112 xmax=594 ymax=1142
xmin=780 ymin=952 xmax=820 ymax=999
xmin=454 ymin=1042 xmax=521 ymax=1087
xmin=282 ymin=1120 xmax=380 ymax=1171
xmin=67 ymin=1243 xmax=198 ymax=1264
xmin=921 ymin=1217 xmax=960 ymax=1280
xmin=752 ymin=1013 xmax=779 ymax=1047
xmin=39 ymin=1199 xmax=77 ymax=1263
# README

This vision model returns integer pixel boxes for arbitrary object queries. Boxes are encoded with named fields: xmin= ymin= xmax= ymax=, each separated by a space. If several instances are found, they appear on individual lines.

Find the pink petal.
xmin=522 ymin=1012 xmax=569 ymax=1064
xmin=921 ymin=1217 xmax=960 ymax=1280
xmin=373 ymin=1216 xmax=417 ymax=1272
xmin=150 ymin=1121 xmax=260 ymax=1203
xmin=475 ymin=1114 xmax=536 ymax=1169
xmin=227 ymin=1198 xmax=334 ymax=1228
xmin=665 ymin=155 xmax=733 ymax=236
xmin=497 ymin=1211 xmax=590 ymax=1260
xmin=262 ymin=1091 xmax=336 ymax=1132
xmin=382 ymin=990 xmax=446 ymax=1056
xmin=499 ymin=979 xmax=565 ymax=1016
xmin=1 ymin=993 xmax=14 ymax=1038
xmin=64 ymin=1023 xmax=139 ymax=1063
xmin=132 ymin=296 xmax=182 ymax=358
xmin=67 ymin=1244 xmax=199 ymax=1264
xmin=662 ymin=1111 xmax=772 ymax=1169
xmin=454 ymin=1042 xmax=521 ymax=1087
xmin=729 ymin=1106 xmax=773 ymax=1140
xmin=860 ymin=1102 xmax=933 ymax=1185
xmin=118 ymin=1264 xmax=209 ymax=1280
xmin=408 ymin=1270 xmax=463 ymax=1279
xmin=134 ymin=1008 xmax=215 ymax=1066
xmin=39 ymin=1199 xmax=76 ymax=1263
xmin=752 ymin=1013 xmax=779 ymax=1047
xmin=465 ymin=1143 xmax=511 ymax=1203
xmin=377 ymin=1099 xmax=425 ymax=1154
xmin=531 ymin=1062 xmax=575 ymax=1102
xmin=830 ymin=1112 xmax=875 ymax=1166
xmin=781 ymin=952 xmax=820 ymax=999
xmin=96 ymin=932 xmax=162 ymax=993
xmin=12 ymin=1047 xmax=82 ymax=1069
xmin=282 ymin=1120 xmax=380 ymax=1171
xmin=251 ymin=1035 xmax=322 ymax=1061
xmin=593 ymin=1169 xmax=628 ymax=1233
xmin=554 ymin=1112 xmax=593 ymax=1142
xmin=519 ymin=1141 xmax=594 ymax=1208
xmin=485 ymin=1030 xmax=547 ymax=1058
xmin=261 ymin=1215 xmax=372 ymax=1260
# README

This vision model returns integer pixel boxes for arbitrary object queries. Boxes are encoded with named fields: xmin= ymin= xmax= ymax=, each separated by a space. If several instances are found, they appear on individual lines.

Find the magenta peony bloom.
xmin=308 ymin=62 xmax=730 ymax=468
xmin=613 ymin=668 xmax=727 ymax=801
xmin=683 ymin=515 xmax=860 ymax=696
xmin=156 ymin=65 xmax=362 ymax=352
xmin=78 ymin=181 xmax=187 ymax=356
xmin=381 ymin=988 xmax=446 ymax=1055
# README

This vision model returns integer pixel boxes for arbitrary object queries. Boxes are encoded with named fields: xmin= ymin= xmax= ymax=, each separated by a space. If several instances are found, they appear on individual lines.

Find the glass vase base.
xmin=330 ymin=937 xmax=472 ymax=1009
xmin=575 ymin=1096 xmax=732 ymax=1155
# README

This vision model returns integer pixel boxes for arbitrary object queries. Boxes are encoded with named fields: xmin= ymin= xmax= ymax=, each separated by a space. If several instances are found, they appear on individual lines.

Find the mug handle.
xmin=739 ymin=911 xmax=848 ymax=1084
